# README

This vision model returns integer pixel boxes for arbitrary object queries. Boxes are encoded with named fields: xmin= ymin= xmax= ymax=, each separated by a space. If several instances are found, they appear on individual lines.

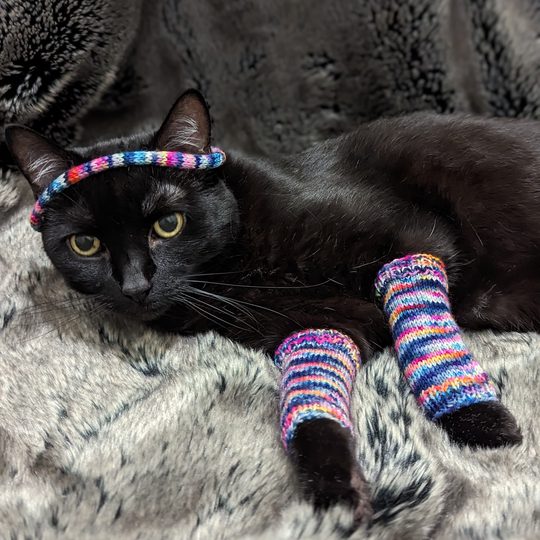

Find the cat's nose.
xmin=122 ymin=280 xmax=151 ymax=303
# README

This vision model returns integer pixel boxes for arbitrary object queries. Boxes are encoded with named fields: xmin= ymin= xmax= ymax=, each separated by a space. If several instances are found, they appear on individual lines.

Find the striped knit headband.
xmin=30 ymin=148 xmax=226 ymax=231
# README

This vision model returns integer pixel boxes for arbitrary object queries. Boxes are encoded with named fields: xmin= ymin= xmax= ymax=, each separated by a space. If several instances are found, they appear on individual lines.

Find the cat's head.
xmin=5 ymin=90 xmax=239 ymax=320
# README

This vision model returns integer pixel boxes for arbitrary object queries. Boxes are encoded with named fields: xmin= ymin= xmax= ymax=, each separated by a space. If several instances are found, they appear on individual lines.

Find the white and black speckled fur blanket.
xmin=0 ymin=173 xmax=539 ymax=539
xmin=1 ymin=1 xmax=540 ymax=537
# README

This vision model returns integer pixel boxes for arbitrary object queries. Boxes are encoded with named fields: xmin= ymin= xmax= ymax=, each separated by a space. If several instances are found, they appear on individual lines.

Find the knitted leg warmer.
xmin=375 ymin=253 xmax=498 ymax=421
xmin=273 ymin=329 xmax=361 ymax=450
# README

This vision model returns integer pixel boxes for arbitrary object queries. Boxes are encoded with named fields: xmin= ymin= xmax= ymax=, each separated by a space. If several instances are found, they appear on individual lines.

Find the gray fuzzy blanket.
xmin=0 ymin=174 xmax=539 ymax=539
xmin=1 ymin=1 xmax=540 ymax=538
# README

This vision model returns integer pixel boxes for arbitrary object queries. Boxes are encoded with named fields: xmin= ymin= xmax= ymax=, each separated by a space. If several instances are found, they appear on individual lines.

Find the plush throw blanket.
xmin=2 ymin=1 xmax=540 ymax=154
xmin=1 ymin=1 xmax=540 ymax=538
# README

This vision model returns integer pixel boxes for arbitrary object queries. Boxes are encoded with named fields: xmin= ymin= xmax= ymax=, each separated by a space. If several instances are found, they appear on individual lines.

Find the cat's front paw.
xmin=290 ymin=419 xmax=373 ymax=524
xmin=436 ymin=401 xmax=522 ymax=448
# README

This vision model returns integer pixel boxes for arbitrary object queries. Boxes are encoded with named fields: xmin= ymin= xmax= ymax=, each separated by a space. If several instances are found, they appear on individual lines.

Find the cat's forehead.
xmin=92 ymin=169 xmax=186 ymax=209
xmin=51 ymin=167 xmax=189 ymax=231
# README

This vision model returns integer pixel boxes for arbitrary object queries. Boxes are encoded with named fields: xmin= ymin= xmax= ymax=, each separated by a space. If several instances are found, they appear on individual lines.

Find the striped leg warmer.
xmin=273 ymin=329 xmax=361 ymax=450
xmin=374 ymin=253 xmax=498 ymax=421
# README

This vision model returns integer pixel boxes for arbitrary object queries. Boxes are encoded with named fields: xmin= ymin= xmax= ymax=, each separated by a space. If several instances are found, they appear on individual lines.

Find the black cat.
xmin=6 ymin=90 xmax=535 ymax=521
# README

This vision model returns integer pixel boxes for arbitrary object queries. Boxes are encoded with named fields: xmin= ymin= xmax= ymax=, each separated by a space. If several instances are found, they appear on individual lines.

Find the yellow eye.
xmin=153 ymin=212 xmax=185 ymax=239
xmin=69 ymin=235 xmax=101 ymax=256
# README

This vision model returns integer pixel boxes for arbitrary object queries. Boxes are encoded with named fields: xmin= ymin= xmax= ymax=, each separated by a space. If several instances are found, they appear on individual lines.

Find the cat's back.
xmin=279 ymin=112 xmax=540 ymax=200
xmin=336 ymin=112 xmax=540 ymax=184
xmin=292 ymin=112 xmax=540 ymax=218
xmin=276 ymin=112 xmax=540 ymax=268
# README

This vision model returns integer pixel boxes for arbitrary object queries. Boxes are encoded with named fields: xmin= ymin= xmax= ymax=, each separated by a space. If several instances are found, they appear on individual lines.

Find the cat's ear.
xmin=154 ymin=89 xmax=211 ymax=153
xmin=4 ymin=125 xmax=74 ymax=197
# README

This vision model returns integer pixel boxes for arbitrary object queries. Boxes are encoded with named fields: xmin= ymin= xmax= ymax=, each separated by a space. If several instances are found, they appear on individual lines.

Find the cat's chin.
xmin=107 ymin=303 xmax=169 ymax=322
xmin=139 ymin=308 xmax=168 ymax=321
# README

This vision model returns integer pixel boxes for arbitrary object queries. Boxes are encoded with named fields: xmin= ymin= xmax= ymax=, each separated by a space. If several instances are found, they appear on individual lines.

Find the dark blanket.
xmin=2 ymin=0 xmax=540 ymax=154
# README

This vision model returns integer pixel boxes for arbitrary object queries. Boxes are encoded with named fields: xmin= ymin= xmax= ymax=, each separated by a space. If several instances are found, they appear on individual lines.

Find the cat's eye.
xmin=69 ymin=234 xmax=101 ymax=257
xmin=153 ymin=212 xmax=185 ymax=239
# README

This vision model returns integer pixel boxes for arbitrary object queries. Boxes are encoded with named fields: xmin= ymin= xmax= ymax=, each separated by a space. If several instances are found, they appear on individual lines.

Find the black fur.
xmin=6 ymin=91 xmax=537 ymax=521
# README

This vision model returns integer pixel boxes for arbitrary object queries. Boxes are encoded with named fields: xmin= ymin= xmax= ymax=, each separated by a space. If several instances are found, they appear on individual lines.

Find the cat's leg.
xmin=222 ymin=295 xmax=388 ymax=522
xmin=454 ymin=273 xmax=540 ymax=333
xmin=273 ymin=329 xmax=372 ymax=521
xmin=374 ymin=253 xmax=522 ymax=448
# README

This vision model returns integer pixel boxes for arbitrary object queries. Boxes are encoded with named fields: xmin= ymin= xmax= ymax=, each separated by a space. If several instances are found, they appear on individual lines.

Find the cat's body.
xmin=161 ymin=114 xmax=540 ymax=353
xmin=6 ymin=92 xmax=538 ymax=521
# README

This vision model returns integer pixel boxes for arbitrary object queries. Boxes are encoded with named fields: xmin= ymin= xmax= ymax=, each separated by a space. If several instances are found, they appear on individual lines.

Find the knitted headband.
xmin=30 ymin=148 xmax=226 ymax=231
